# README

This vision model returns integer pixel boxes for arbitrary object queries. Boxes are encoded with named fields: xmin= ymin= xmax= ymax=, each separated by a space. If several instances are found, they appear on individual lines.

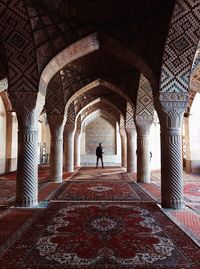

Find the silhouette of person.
xmin=96 ymin=143 xmax=104 ymax=168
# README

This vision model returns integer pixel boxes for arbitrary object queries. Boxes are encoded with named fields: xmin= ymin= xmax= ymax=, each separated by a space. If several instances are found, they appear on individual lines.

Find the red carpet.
xmin=0 ymin=209 xmax=41 ymax=251
xmin=0 ymin=202 xmax=199 ymax=268
xmin=54 ymin=181 xmax=150 ymax=201
xmin=184 ymin=183 xmax=200 ymax=202
xmin=0 ymin=181 xmax=16 ymax=205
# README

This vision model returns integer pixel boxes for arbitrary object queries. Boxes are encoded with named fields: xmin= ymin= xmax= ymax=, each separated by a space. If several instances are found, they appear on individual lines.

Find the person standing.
xmin=96 ymin=143 xmax=104 ymax=168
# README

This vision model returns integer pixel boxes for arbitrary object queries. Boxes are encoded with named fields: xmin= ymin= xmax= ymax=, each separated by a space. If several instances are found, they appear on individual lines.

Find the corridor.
xmin=0 ymin=166 xmax=200 ymax=268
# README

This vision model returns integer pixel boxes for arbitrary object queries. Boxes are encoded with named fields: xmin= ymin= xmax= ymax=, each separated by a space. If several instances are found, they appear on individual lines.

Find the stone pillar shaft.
xmin=135 ymin=115 xmax=153 ymax=183
xmin=48 ymin=115 xmax=65 ymax=183
xmin=64 ymin=124 xmax=75 ymax=172
xmin=136 ymin=126 xmax=151 ymax=183
xmin=16 ymin=126 xmax=38 ymax=207
xmin=126 ymin=128 xmax=136 ymax=172
xmin=120 ymin=129 xmax=127 ymax=168
xmin=157 ymin=92 xmax=189 ymax=209
xmin=74 ymin=129 xmax=81 ymax=167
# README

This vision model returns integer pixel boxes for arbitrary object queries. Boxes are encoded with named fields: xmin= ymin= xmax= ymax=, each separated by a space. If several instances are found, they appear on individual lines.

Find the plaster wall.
xmin=187 ymin=93 xmax=200 ymax=174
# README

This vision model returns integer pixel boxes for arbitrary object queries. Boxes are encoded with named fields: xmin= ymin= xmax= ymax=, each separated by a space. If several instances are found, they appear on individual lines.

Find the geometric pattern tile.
xmin=0 ymin=0 xmax=39 ymax=93
xmin=160 ymin=0 xmax=200 ymax=92
xmin=0 ymin=77 xmax=8 ymax=92
xmin=126 ymin=102 xmax=135 ymax=127
xmin=136 ymin=74 xmax=154 ymax=116
xmin=46 ymin=73 xmax=65 ymax=114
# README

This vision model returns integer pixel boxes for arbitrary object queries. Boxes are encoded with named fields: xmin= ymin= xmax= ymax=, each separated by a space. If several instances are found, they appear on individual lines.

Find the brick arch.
xmin=0 ymin=1 xmax=39 ymax=93
xmin=136 ymin=74 xmax=154 ymax=116
xmin=39 ymin=32 xmax=157 ymax=98
xmin=160 ymin=0 xmax=200 ymax=93
xmin=65 ymin=78 xmax=131 ymax=116
xmin=0 ymin=77 xmax=8 ymax=94
xmin=0 ymin=91 xmax=12 ymax=112
xmin=82 ymin=110 xmax=117 ymax=133
xmin=75 ymin=97 xmax=123 ymax=127
xmin=190 ymin=46 xmax=200 ymax=94
xmin=81 ymin=104 xmax=120 ymax=127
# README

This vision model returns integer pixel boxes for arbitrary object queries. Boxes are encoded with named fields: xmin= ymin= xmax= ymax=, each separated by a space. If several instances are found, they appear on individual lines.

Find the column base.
xmin=55 ymin=177 xmax=63 ymax=183
xmin=16 ymin=197 xmax=38 ymax=208
xmin=65 ymin=166 xmax=74 ymax=173
xmin=161 ymin=199 xmax=185 ymax=209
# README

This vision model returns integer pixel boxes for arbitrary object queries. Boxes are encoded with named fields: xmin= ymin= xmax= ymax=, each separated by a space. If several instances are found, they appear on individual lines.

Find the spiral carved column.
xmin=135 ymin=116 xmax=153 ymax=183
xmin=120 ymin=128 xmax=127 ymax=168
xmin=126 ymin=127 xmax=137 ymax=172
xmin=48 ymin=115 xmax=66 ymax=183
xmin=64 ymin=123 xmax=75 ymax=172
xmin=74 ymin=128 xmax=81 ymax=167
xmin=16 ymin=125 xmax=38 ymax=207
xmin=157 ymin=92 xmax=189 ymax=209
xmin=9 ymin=92 xmax=45 ymax=208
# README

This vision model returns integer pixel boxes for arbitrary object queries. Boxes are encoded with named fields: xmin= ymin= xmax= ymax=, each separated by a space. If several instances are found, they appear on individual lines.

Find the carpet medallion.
xmin=1 ymin=202 xmax=199 ymax=269
xmin=54 ymin=181 xmax=150 ymax=201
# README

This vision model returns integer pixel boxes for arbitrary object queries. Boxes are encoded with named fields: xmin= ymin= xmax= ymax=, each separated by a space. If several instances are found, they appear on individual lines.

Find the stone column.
xmin=9 ymin=92 xmax=44 ymax=207
xmin=48 ymin=115 xmax=66 ymax=183
xmin=120 ymin=128 xmax=127 ymax=168
xmin=126 ymin=127 xmax=137 ymax=172
xmin=74 ymin=128 xmax=81 ymax=167
xmin=157 ymin=92 xmax=188 ymax=209
xmin=64 ymin=123 xmax=75 ymax=172
xmin=135 ymin=115 xmax=153 ymax=183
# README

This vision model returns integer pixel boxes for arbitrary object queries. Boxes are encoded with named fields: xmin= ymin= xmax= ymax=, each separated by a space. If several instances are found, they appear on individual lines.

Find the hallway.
xmin=0 ymin=166 xmax=200 ymax=268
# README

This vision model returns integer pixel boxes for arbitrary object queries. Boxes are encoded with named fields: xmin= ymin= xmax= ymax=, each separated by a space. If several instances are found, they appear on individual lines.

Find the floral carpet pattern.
xmin=54 ymin=181 xmax=150 ymax=201
xmin=1 ymin=202 xmax=200 ymax=269
xmin=0 ymin=167 xmax=200 ymax=268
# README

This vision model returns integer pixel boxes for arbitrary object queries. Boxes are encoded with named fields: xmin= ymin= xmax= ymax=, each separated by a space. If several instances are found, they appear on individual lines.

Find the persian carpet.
xmin=0 ymin=181 xmax=16 ymax=205
xmin=0 ymin=202 xmax=200 ymax=269
xmin=71 ymin=167 xmax=130 ymax=181
xmin=188 ymin=204 xmax=200 ymax=214
xmin=137 ymin=183 xmax=161 ymax=203
xmin=53 ymin=181 xmax=150 ymax=201
xmin=184 ymin=183 xmax=200 ymax=203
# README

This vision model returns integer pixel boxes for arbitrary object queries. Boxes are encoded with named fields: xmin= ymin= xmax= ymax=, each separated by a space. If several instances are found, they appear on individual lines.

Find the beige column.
xmin=120 ymin=128 xmax=127 ymax=168
xmin=48 ymin=115 xmax=66 ymax=183
xmin=135 ymin=115 xmax=153 ymax=183
xmin=74 ymin=128 xmax=81 ymax=167
xmin=64 ymin=123 xmax=75 ymax=172
xmin=126 ymin=127 xmax=137 ymax=172
xmin=157 ymin=92 xmax=188 ymax=209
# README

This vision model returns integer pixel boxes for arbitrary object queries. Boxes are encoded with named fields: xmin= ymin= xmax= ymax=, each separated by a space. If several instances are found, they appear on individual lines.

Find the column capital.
xmin=8 ymin=92 xmax=44 ymax=127
xmin=64 ymin=123 xmax=76 ymax=135
xmin=125 ymin=126 xmax=136 ymax=139
xmin=156 ymin=92 xmax=189 ymax=130
xmin=119 ymin=127 xmax=127 ymax=137
xmin=48 ymin=114 xmax=66 ymax=138
xmin=135 ymin=115 xmax=153 ymax=135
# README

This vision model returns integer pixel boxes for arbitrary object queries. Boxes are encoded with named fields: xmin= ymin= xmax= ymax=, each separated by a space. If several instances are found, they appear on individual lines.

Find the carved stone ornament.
xmin=125 ymin=127 xmax=136 ymax=139
xmin=8 ymin=92 xmax=45 ymax=127
xmin=135 ymin=115 xmax=154 ymax=132
xmin=64 ymin=123 xmax=76 ymax=136
xmin=48 ymin=114 xmax=66 ymax=138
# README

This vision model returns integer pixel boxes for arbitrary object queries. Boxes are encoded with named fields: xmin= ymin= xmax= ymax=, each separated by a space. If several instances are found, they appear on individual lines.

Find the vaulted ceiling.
xmin=0 ymin=0 xmax=176 ymax=124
